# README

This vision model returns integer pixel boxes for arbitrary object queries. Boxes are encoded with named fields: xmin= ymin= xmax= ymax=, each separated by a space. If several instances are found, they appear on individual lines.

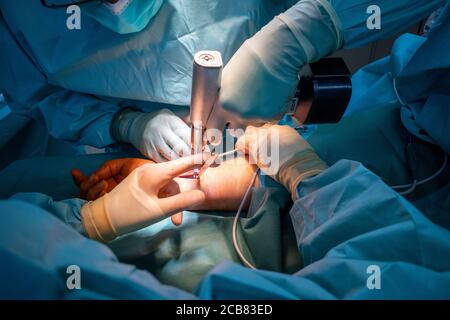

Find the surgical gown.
xmin=0 ymin=0 xmax=297 ymax=149
xmin=1 ymin=1 xmax=450 ymax=299
xmin=1 ymin=158 xmax=450 ymax=299
xmin=0 ymin=0 xmax=445 ymax=150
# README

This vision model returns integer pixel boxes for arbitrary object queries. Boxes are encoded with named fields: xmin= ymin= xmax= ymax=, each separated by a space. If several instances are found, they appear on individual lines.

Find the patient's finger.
xmin=71 ymin=169 xmax=94 ymax=199
xmin=79 ymin=176 xmax=99 ymax=199
xmin=90 ymin=161 xmax=118 ymax=181
xmin=75 ymin=160 xmax=124 ymax=199
xmin=113 ymin=174 xmax=125 ymax=184
xmin=104 ymin=177 xmax=119 ymax=193
xmin=86 ymin=180 xmax=108 ymax=201
xmin=80 ymin=169 xmax=115 ymax=199
xmin=171 ymin=212 xmax=183 ymax=226
xmin=71 ymin=169 xmax=88 ymax=187
xmin=89 ymin=158 xmax=134 ymax=183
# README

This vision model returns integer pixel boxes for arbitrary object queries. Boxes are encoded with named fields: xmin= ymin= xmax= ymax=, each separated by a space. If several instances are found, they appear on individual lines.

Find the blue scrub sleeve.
xmin=9 ymin=193 xmax=87 ymax=235
xmin=37 ymin=90 xmax=118 ymax=148
xmin=196 ymin=160 xmax=450 ymax=299
xmin=0 ymin=15 xmax=118 ymax=148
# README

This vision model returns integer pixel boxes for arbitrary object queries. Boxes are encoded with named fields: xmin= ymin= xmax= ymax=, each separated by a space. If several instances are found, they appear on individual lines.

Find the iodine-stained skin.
xmin=74 ymin=155 xmax=260 ymax=213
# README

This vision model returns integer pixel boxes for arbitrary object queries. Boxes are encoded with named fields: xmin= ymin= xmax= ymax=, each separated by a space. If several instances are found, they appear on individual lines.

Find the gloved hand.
xmin=236 ymin=124 xmax=328 ymax=199
xmin=80 ymin=153 xmax=207 ymax=242
xmin=207 ymin=0 xmax=342 ymax=130
xmin=72 ymin=158 xmax=184 ymax=226
xmin=112 ymin=108 xmax=191 ymax=162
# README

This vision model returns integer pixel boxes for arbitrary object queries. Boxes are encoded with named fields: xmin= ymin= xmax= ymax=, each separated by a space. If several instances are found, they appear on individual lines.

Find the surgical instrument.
xmin=190 ymin=51 xmax=223 ymax=156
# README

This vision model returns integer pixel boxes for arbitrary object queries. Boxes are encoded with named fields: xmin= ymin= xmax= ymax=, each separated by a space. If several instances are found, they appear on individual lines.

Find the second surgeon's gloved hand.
xmin=80 ymin=153 xmax=208 ymax=242
xmin=236 ymin=124 xmax=328 ymax=200
xmin=72 ymin=158 xmax=184 ymax=226
xmin=209 ymin=0 xmax=342 ymax=129
xmin=112 ymin=108 xmax=191 ymax=162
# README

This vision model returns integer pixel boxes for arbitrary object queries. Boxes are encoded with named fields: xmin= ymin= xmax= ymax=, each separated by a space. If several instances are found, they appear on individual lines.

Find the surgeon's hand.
xmin=80 ymin=153 xmax=208 ymax=242
xmin=112 ymin=108 xmax=191 ymax=162
xmin=72 ymin=158 xmax=185 ymax=226
xmin=236 ymin=124 xmax=328 ymax=199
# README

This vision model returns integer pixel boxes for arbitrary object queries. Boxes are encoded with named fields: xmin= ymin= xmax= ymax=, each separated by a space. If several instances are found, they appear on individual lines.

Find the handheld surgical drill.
xmin=190 ymin=51 xmax=223 ymax=157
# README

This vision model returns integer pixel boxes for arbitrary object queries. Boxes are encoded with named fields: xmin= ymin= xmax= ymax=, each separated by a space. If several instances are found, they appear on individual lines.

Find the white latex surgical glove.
xmin=112 ymin=108 xmax=191 ymax=162
xmin=236 ymin=124 xmax=328 ymax=200
xmin=81 ymin=153 xmax=207 ymax=242
xmin=207 ymin=0 xmax=342 ymax=130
